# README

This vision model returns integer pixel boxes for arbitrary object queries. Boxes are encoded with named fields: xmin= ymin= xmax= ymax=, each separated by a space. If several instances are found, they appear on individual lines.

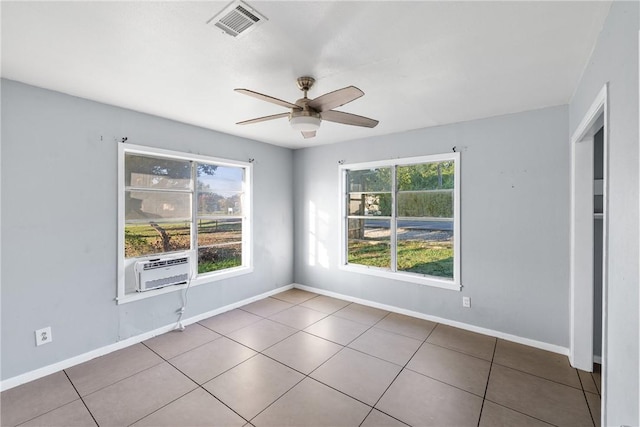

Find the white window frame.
xmin=339 ymin=153 xmax=461 ymax=291
xmin=117 ymin=143 xmax=253 ymax=304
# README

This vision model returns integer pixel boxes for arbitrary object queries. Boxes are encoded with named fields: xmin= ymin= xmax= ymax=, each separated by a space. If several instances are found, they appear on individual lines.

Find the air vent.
xmin=207 ymin=0 xmax=267 ymax=38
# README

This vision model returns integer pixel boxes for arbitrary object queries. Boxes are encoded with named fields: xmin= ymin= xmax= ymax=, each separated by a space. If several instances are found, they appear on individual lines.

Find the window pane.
xmin=197 ymin=219 xmax=242 ymax=246
xmin=124 ymin=222 xmax=190 ymax=258
xmin=348 ymin=193 xmax=392 ymax=216
xmin=397 ymin=162 xmax=455 ymax=191
xmin=197 ymin=193 xmax=243 ymax=216
xmin=347 ymin=219 xmax=390 ymax=269
xmin=126 ymin=191 xmax=191 ymax=220
xmin=125 ymin=154 xmax=191 ymax=189
xmin=197 ymin=164 xmax=244 ymax=192
xmin=198 ymin=244 xmax=242 ymax=274
xmin=396 ymin=220 xmax=453 ymax=279
xmin=347 ymin=168 xmax=392 ymax=192
xmin=397 ymin=191 xmax=453 ymax=218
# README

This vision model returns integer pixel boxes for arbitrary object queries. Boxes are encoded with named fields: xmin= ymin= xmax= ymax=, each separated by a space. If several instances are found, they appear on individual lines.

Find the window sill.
xmin=339 ymin=263 xmax=460 ymax=291
xmin=116 ymin=265 xmax=253 ymax=304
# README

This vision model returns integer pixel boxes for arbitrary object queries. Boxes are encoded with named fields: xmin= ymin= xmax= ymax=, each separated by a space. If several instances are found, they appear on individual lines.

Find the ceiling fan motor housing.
xmin=296 ymin=76 xmax=315 ymax=92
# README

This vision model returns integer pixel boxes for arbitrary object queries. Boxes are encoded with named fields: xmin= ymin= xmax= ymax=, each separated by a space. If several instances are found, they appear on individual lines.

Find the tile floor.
xmin=1 ymin=289 xmax=602 ymax=427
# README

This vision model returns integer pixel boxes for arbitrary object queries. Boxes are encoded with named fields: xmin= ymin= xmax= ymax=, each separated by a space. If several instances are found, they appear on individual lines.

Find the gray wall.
xmin=569 ymin=1 xmax=639 ymax=424
xmin=294 ymin=105 xmax=571 ymax=348
xmin=0 ymin=79 xmax=294 ymax=380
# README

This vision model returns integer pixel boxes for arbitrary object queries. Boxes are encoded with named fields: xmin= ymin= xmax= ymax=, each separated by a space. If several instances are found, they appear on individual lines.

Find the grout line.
xmin=75 ymin=353 xmax=164 ymax=399
xmin=200 ymin=385 xmax=252 ymax=424
xmin=139 ymin=343 xmax=254 ymax=426
xmin=360 ymin=319 xmax=438 ymax=426
xmin=577 ymin=370 xmax=597 ymax=427
xmin=482 ymin=399 xmax=561 ymax=427
xmin=489 ymin=360 xmax=587 ymax=392
xmin=126 ymin=387 xmax=201 ymax=427
xmin=60 ymin=371 xmax=100 ymax=427
xmin=477 ymin=337 xmax=498 ymax=427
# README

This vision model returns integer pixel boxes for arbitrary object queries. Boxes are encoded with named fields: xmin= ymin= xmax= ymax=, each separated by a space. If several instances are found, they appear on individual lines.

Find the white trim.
xmin=117 ymin=143 xmax=253 ymax=303
xmin=569 ymin=83 xmax=608 ymax=426
xmin=116 ymin=265 xmax=254 ymax=304
xmin=338 ymin=153 xmax=461 ymax=291
xmin=338 ymin=263 xmax=460 ymax=291
xmin=294 ymin=284 xmax=569 ymax=356
xmin=0 ymin=284 xmax=293 ymax=392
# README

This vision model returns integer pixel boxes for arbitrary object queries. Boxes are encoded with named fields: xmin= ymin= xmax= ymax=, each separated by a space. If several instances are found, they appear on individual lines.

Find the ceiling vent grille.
xmin=207 ymin=0 xmax=267 ymax=38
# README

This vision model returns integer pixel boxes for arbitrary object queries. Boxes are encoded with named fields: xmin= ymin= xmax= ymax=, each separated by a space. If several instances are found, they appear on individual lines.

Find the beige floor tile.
xmin=204 ymin=354 xmax=304 ymax=420
xmin=375 ymin=313 xmax=437 ymax=341
xmin=240 ymin=298 xmax=292 ymax=317
xmin=348 ymin=328 xmax=422 ymax=366
xmin=268 ymin=305 xmax=327 ymax=329
xmin=586 ymin=391 xmax=601 ymax=427
xmin=300 ymin=295 xmax=351 ymax=314
xmin=360 ymin=409 xmax=409 ymax=427
xmin=17 ymin=399 xmax=95 ymax=427
xmin=426 ymin=324 xmax=496 ymax=361
xmin=227 ymin=319 xmax=297 ymax=352
xmin=263 ymin=331 xmax=342 ymax=374
xmin=0 ymin=371 xmax=78 ymax=427
xmin=252 ymin=378 xmax=370 ymax=427
xmin=406 ymin=342 xmax=490 ymax=396
xmin=485 ymin=364 xmax=593 ymax=427
xmin=83 ymin=362 xmax=196 ymax=427
xmin=143 ymin=323 xmax=221 ymax=359
xmin=66 ymin=343 xmax=163 ymax=396
xmin=304 ymin=315 xmax=370 ymax=345
xmin=493 ymin=339 xmax=581 ymax=388
xmin=198 ymin=309 xmax=262 ymax=335
xmin=271 ymin=288 xmax=317 ymax=304
xmin=578 ymin=369 xmax=599 ymax=394
xmin=334 ymin=303 xmax=389 ymax=326
xmin=132 ymin=388 xmax=245 ymax=427
xmin=479 ymin=401 xmax=554 ymax=427
xmin=311 ymin=348 xmax=401 ymax=405
xmin=376 ymin=369 xmax=482 ymax=427
xmin=170 ymin=337 xmax=256 ymax=384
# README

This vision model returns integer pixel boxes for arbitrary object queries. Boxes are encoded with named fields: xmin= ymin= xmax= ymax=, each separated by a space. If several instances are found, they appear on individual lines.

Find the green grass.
xmin=198 ymin=257 xmax=242 ymax=274
xmin=348 ymin=240 xmax=453 ymax=278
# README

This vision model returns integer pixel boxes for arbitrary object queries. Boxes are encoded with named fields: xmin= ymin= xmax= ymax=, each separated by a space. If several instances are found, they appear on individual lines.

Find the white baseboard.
xmin=294 ymin=283 xmax=569 ymax=357
xmin=0 ymin=284 xmax=294 ymax=392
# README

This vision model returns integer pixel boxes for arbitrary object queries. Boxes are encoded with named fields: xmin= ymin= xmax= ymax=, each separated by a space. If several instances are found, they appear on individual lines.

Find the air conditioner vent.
xmin=208 ymin=0 xmax=267 ymax=38
xmin=135 ymin=254 xmax=191 ymax=292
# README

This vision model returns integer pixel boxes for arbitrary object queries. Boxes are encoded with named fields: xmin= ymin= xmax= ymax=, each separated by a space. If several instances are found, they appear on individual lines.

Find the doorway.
xmin=570 ymin=84 xmax=608 ymax=424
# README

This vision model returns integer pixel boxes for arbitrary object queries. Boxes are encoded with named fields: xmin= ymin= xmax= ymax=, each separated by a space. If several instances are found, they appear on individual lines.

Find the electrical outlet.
xmin=462 ymin=296 xmax=471 ymax=308
xmin=35 ymin=327 xmax=52 ymax=346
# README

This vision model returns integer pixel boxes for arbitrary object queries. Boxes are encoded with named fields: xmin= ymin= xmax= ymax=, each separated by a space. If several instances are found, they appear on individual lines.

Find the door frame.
xmin=569 ymin=83 xmax=608 ymax=423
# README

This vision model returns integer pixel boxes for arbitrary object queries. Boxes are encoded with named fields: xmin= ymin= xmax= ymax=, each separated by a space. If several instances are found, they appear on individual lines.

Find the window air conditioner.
xmin=134 ymin=254 xmax=190 ymax=292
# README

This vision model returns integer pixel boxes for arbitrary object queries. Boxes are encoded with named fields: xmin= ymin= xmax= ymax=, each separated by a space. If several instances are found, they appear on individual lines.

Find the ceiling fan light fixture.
xmin=290 ymin=115 xmax=321 ymax=132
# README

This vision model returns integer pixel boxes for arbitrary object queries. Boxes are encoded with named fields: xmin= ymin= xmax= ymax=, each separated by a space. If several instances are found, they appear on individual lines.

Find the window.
xmin=118 ymin=144 xmax=252 ymax=302
xmin=340 ymin=153 xmax=460 ymax=290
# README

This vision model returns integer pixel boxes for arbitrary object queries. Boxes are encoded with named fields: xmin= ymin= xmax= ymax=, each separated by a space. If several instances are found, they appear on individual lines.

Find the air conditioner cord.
xmin=174 ymin=270 xmax=194 ymax=332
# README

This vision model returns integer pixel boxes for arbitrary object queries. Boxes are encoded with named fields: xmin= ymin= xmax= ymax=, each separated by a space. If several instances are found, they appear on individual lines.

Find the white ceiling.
xmin=1 ymin=1 xmax=611 ymax=149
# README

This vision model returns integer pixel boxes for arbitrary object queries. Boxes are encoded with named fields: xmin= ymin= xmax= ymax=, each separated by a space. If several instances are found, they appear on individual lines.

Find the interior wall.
xmin=568 ymin=1 xmax=639 ymax=425
xmin=0 ymin=79 xmax=294 ymax=381
xmin=293 ymin=105 xmax=571 ymax=348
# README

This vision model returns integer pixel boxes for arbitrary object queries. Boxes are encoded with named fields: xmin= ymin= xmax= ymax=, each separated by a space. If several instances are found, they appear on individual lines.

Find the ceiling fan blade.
xmin=301 ymin=131 xmax=316 ymax=139
xmin=308 ymin=86 xmax=364 ymax=112
xmin=321 ymin=110 xmax=379 ymax=128
xmin=236 ymin=112 xmax=289 ymax=125
xmin=235 ymin=89 xmax=301 ymax=110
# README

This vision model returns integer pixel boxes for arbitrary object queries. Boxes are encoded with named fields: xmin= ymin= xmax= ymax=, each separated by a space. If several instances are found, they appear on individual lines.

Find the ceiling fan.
xmin=235 ymin=76 xmax=379 ymax=139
